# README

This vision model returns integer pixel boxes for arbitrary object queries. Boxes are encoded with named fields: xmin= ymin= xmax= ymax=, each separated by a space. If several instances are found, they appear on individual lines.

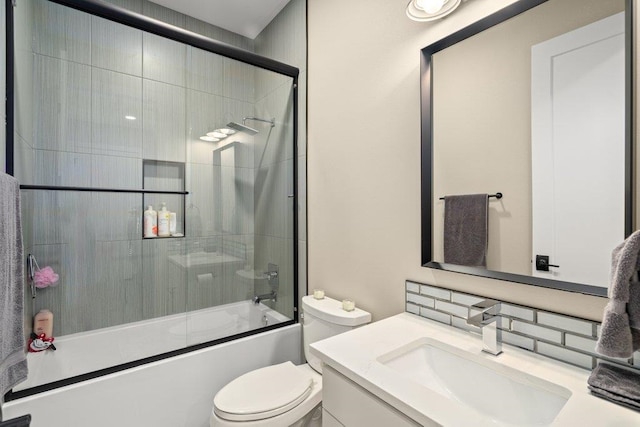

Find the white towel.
xmin=0 ymin=173 xmax=28 ymax=396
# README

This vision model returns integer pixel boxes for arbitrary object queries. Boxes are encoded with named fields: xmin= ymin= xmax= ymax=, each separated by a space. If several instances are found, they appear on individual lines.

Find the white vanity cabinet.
xmin=322 ymin=365 xmax=423 ymax=427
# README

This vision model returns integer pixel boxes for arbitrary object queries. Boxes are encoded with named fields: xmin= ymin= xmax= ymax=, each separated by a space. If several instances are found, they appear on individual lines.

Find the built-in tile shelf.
xmin=142 ymin=160 xmax=186 ymax=239
xmin=405 ymin=280 xmax=639 ymax=372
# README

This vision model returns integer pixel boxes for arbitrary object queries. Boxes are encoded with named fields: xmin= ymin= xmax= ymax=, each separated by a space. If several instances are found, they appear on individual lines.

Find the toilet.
xmin=210 ymin=295 xmax=371 ymax=426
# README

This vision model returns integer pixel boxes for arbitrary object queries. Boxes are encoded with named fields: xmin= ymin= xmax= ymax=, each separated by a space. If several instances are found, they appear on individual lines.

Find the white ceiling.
xmin=149 ymin=0 xmax=292 ymax=39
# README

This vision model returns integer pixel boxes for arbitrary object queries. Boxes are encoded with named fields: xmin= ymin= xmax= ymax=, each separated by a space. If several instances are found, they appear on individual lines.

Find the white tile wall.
xmin=502 ymin=331 xmax=535 ymax=351
xmin=537 ymin=342 xmax=594 ymax=369
xmin=405 ymin=280 xmax=640 ymax=373
xmin=406 ymin=302 xmax=420 ymax=315
xmin=451 ymin=316 xmax=480 ymax=333
xmin=143 ymin=33 xmax=186 ymax=87
xmin=91 ymin=16 xmax=143 ymax=76
xmin=142 ymin=80 xmax=186 ymax=162
xmin=434 ymin=300 xmax=468 ymax=319
xmin=91 ymin=155 xmax=142 ymax=189
xmin=33 ymin=0 xmax=91 ymax=64
xmin=14 ymin=0 xmax=34 ymax=148
xmin=420 ymin=284 xmax=450 ymax=300
xmin=406 ymin=281 xmax=420 ymax=293
xmin=420 ymin=307 xmax=451 ymax=325
xmin=91 ymin=69 xmax=143 ymax=157
xmin=451 ymin=292 xmax=485 ymax=307
xmin=511 ymin=321 xmax=562 ymax=344
xmin=406 ymin=293 xmax=434 ymax=308
xmin=223 ymin=58 xmax=255 ymax=103
xmin=34 ymin=150 xmax=91 ymax=187
xmin=34 ymin=55 xmax=92 ymax=153
xmin=537 ymin=312 xmax=594 ymax=336
xmin=500 ymin=303 xmax=535 ymax=321
xmin=565 ymin=334 xmax=598 ymax=354
xmin=187 ymin=47 xmax=224 ymax=96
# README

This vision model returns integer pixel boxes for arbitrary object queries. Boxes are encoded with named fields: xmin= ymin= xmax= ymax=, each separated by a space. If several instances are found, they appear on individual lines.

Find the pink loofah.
xmin=33 ymin=266 xmax=59 ymax=289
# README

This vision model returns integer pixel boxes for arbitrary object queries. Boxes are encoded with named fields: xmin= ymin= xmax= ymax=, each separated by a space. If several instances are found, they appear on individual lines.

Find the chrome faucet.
xmin=467 ymin=299 xmax=502 ymax=356
xmin=252 ymin=290 xmax=277 ymax=305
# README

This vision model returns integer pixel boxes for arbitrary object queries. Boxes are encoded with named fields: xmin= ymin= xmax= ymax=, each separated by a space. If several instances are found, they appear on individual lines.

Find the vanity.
xmin=310 ymin=313 xmax=640 ymax=426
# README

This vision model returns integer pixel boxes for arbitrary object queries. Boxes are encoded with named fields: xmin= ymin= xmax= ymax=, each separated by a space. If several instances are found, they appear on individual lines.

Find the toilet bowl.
xmin=210 ymin=295 xmax=371 ymax=427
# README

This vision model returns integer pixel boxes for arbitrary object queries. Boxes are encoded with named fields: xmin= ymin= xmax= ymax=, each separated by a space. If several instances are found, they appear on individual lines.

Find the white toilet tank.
xmin=302 ymin=295 xmax=371 ymax=373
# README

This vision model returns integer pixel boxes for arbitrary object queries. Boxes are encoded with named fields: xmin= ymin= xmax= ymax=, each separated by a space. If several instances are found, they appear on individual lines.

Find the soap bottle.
xmin=33 ymin=309 xmax=54 ymax=338
xmin=158 ymin=202 xmax=170 ymax=237
xmin=169 ymin=211 xmax=177 ymax=236
xmin=144 ymin=205 xmax=158 ymax=237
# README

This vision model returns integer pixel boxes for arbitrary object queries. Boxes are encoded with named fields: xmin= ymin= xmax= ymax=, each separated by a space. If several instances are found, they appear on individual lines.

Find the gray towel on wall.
xmin=443 ymin=194 xmax=488 ymax=267
xmin=587 ymin=363 xmax=640 ymax=411
xmin=596 ymin=230 xmax=640 ymax=358
xmin=0 ymin=173 xmax=28 ymax=396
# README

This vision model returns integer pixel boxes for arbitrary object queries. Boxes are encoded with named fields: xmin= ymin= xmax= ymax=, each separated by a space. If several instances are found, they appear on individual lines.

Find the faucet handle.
xmin=471 ymin=298 xmax=500 ymax=310
xmin=468 ymin=299 xmax=503 ymax=356
xmin=467 ymin=299 xmax=501 ymax=327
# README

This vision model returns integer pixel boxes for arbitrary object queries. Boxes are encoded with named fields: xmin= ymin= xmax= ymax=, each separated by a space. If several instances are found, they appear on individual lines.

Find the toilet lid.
xmin=214 ymin=361 xmax=314 ymax=422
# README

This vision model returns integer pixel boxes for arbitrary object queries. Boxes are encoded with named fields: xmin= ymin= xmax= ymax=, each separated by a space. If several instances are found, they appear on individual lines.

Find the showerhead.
xmin=226 ymin=122 xmax=259 ymax=135
xmin=226 ymin=117 xmax=275 ymax=135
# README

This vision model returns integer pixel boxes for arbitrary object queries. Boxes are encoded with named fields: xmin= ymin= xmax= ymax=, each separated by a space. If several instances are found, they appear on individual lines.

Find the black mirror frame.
xmin=420 ymin=0 xmax=633 ymax=297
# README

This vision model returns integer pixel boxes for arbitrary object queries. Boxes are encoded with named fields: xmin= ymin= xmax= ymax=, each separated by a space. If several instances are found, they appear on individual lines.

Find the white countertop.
xmin=310 ymin=313 xmax=640 ymax=426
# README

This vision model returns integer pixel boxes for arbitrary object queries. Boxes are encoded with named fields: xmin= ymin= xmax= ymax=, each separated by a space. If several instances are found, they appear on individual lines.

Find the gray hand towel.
xmin=596 ymin=230 xmax=640 ymax=358
xmin=587 ymin=363 xmax=640 ymax=411
xmin=443 ymin=194 xmax=488 ymax=267
xmin=0 ymin=173 xmax=28 ymax=396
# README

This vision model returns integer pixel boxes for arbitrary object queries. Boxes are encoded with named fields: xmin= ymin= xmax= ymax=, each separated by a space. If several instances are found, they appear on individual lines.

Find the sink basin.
xmin=377 ymin=338 xmax=571 ymax=426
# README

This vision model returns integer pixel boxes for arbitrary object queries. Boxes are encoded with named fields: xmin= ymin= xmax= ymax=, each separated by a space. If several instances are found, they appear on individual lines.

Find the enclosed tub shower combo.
xmin=4 ymin=0 xmax=300 ymax=405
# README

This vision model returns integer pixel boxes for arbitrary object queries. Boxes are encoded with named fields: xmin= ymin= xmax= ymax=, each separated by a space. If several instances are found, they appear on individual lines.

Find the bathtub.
xmin=14 ymin=300 xmax=291 ymax=392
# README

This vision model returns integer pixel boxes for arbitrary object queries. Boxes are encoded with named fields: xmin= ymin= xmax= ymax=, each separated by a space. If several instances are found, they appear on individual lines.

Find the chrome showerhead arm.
xmin=242 ymin=117 xmax=275 ymax=127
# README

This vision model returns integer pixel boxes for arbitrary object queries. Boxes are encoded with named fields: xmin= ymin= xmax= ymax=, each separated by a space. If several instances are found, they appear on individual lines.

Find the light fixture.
xmin=416 ymin=0 xmax=445 ymax=14
xmin=215 ymin=128 xmax=236 ymax=135
xmin=125 ymin=115 xmax=136 ymax=120
xmin=206 ymin=131 xmax=228 ymax=139
xmin=199 ymin=135 xmax=220 ymax=142
xmin=406 ymin=0 xmax=461 ymax=21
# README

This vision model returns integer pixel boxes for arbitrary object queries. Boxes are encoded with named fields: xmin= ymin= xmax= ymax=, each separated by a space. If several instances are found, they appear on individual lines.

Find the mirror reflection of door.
xmin=531 ymin=13 xmax=625 ymax=288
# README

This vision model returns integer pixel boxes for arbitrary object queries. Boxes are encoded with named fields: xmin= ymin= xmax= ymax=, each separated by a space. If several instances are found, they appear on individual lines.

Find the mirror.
xmin=421 ymin=0 xmax=631 ymax=297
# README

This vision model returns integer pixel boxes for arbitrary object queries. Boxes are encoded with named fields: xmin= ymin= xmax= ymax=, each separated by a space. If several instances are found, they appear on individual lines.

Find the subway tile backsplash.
xmin=405 ymin=280 xmax=640 ymax=372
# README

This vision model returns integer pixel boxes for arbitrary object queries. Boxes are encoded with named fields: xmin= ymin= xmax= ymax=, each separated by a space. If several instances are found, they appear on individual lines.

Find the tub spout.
xmin=252 ymin=291 xmax=277 ymax=305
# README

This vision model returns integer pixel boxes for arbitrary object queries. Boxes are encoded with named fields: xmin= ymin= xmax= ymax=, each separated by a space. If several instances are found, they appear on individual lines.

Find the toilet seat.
xmin=214 ymin=361 xmax=315 ymax=422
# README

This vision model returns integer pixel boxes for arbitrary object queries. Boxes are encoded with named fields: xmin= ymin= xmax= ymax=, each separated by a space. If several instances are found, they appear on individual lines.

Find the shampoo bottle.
xmin=158 ymin=202 xmax=170 ymax=237
xmin=169 ymin=212 xmax=177 ymax=236
xmin=33 ymin=309 xmax=54 ymax=338
xmin=144 ymin=205 xmax=158 ymax=237
xmin=29 ymin=309 xmax=56 ymax=352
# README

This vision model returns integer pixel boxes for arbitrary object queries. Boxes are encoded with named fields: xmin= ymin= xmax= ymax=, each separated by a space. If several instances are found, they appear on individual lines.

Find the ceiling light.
xmin=125 ymin=115 xmax=136 ymax=120
xmin=200 ymin=135 xmax=220 ymax=142
xmin=206 ymin=131 xmax=228 ymax=139
xmin=416 ymin=0 xmax=445 ymax=14
xmin=215 ymin=128 xmax=236 ymax=135
xmin=406 ymin=0 xmax=461 ymax=21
